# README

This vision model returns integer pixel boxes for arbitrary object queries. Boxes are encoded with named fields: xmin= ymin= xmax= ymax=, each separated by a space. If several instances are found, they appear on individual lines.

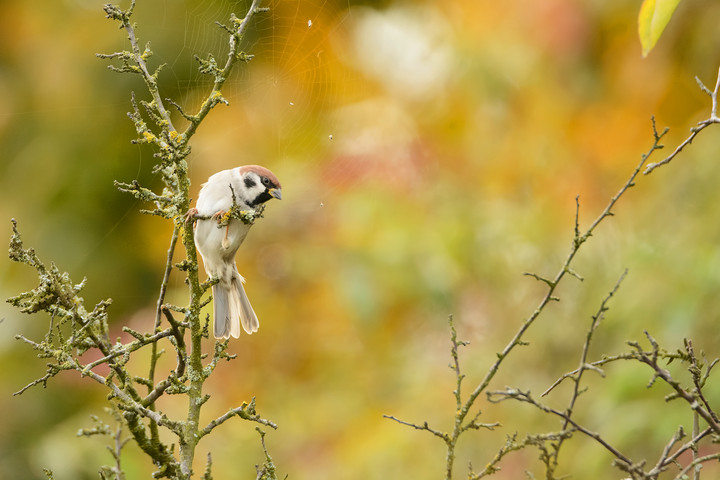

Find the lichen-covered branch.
xmin=184 ymin=0 xmax=269 ymax=142
xmin=199 ymin=398 xmax=278 ymax=440
xmin=8 ymin=2 xmax=278 ymax=479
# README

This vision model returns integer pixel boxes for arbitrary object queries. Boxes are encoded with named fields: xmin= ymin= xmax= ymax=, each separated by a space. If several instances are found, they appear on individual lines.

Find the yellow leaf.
xmin=638 ymin=0 xmax=682 ymax=57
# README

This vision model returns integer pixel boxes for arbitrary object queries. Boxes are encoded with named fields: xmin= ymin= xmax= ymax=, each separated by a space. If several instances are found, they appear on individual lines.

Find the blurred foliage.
xmin=2 ymin=0 xmax=720 ymax=479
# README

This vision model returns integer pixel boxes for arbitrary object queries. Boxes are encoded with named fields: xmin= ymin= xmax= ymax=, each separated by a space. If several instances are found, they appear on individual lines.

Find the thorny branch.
xmin=387 ymin=66 xmax=720 ymax=479
xmin=493 ymin=332 xmax=720 ymax=479
xmin=385 ymin=116 xmax=669 ymax=480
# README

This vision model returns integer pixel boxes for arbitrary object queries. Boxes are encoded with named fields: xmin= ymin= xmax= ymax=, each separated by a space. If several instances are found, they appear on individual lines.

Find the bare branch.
xmin=644 ymin=66 xmax=720 ymax=174
xmin=630 ymin=333 xmax=720 ymax=435
xmin=383 ymin=415 xmax=449 ymax=443
xmin=200 ymin=398 xmax=278 ymax=438
xmin=488 ymin=388 xmax=637 ymax=469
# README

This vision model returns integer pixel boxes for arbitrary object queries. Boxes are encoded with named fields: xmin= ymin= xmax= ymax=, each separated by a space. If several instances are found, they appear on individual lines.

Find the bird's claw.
xmin=211 ymin=210 xmax=227 ymax=222
xmin=184 ymin=208 xmax=199 ymax=223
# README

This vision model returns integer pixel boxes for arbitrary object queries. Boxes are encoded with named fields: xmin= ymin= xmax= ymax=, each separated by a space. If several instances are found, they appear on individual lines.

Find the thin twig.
xmin=182 ymin=0 xmax=266 ymax=142
xmin=386 ymin=118 xmax=668 ymax=480
xmin=200 ymin=400 xmax=278 ymax=438
xmin=82 ymin=328 xmax=178 ymax=372
xmin=646 ymin=426 xmax=685 ymax=478
xmin=549 ymin=269 xmax=628 ymax=471
xmin=673 ymin=452 xmax=720 ymax=480
xmin=631 ymin=333 xmax=720 ymax=435
xmin=459 ymin=120 xmax=666 ymax=429
xmin=147 ymin=223 xmax=180 ymax=443
xmin=660 ymin=427 xmax=711 ymax=473
xmin=644 ymin=65 xmax=720 ymax=174
xmin=488 ymin=389 xmax=636 ymax=469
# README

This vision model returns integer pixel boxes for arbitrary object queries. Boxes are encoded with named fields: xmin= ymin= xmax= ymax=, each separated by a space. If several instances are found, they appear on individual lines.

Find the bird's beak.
xmin=269 ymin=188 xmax=282 ymax=200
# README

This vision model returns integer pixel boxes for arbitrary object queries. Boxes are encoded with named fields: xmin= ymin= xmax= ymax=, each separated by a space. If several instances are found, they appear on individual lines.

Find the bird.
xmin=187 ymin=165 xmax=282 ymax=339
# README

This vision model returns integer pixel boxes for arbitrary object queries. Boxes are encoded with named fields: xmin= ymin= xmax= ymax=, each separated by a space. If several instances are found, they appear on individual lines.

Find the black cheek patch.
xmin=244 ymin=177 xmax=257 ymax=189
xmin=250 ymin=191 xmax=273 ymax=207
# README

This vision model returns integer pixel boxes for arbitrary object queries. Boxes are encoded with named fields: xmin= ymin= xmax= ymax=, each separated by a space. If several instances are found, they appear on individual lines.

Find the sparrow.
xmin=187 ymin=165 xmax=282 ymax=339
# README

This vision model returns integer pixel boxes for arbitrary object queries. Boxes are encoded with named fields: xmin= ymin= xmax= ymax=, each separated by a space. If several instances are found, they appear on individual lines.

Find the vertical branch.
xmin=255 ymin=427 xmax=278 ymax=480
xmin=110 ymin=421 xmax=129 ymax=480
xmin=147 ymin=223 xmax=181 ymax=443
xmin=179 ymin=216 xmax=205 ymax=476
xmin=547 ymin=269 xmax=628 ymax=474
xmin=447 ymin=315 xmax=465 ymax=479
xmin=154 ymin=224 xmax=181 ymax=332
xmin=692 ymin=413 xmax=700 ymax=480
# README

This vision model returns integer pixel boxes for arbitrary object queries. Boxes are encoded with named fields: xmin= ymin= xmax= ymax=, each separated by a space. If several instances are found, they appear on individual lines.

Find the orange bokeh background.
xmin=2 ymin=1 xmax=720 ymax=478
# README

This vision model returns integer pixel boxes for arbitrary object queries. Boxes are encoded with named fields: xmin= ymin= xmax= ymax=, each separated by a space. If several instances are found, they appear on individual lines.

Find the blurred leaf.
xmin=638 ymin=0 xmax=682 ymax=57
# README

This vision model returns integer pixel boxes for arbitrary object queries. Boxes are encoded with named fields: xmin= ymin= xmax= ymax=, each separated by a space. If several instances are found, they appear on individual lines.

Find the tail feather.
xmin=211 ymin=277 xmax=259 ymax=339
xmin=212 ymin=284 xmax=232 ymax=339
xmin=233 ymin=276 xmax=259 ymax=334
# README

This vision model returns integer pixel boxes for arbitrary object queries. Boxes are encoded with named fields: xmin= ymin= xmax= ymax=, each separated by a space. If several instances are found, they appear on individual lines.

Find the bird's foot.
xmin=184 ymin=208 xmax=199 ymax=223
xmin=211 ymin=210 xmax=229 ymax=224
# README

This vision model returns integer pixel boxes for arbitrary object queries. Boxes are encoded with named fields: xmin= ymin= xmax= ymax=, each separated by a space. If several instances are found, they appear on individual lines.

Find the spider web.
xmin=132 ymin=0 xmax=455 ymax=209
xmin=136 ymin=0 xmax=362 ymax=199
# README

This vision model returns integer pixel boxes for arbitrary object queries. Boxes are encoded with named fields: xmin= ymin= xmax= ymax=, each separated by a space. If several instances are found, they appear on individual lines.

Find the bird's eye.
xmin=262 ymin=177 xmax=271 ymax=186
